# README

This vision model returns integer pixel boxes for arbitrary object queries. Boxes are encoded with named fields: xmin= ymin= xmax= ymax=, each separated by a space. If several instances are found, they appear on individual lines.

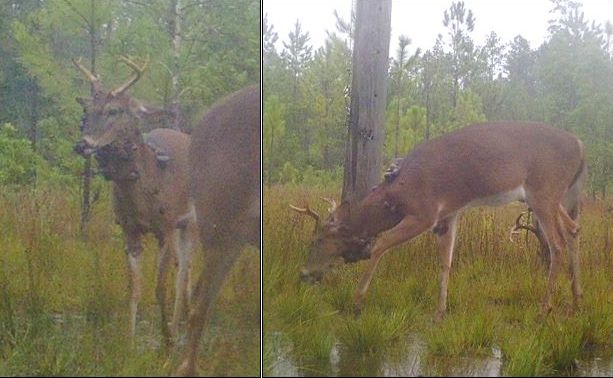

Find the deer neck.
xmin=344 ymin=187 xmax=406 ymax=241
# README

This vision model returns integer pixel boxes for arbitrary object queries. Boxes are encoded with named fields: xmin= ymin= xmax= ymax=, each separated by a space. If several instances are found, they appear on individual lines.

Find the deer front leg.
xmin=157 ymin=235 xmax=174 ymax=349
xmin=125 ymin=234 xmax=143 ymax=342
xmin=353 ymin=214 xmax=432 ymax=314
xmin=171 ymin=226 xmax=194 ymax=342
xmin=174 ymin=242 xmax=241 ymax=377
xmin=433 ymin=214 xmax=458 ymax=323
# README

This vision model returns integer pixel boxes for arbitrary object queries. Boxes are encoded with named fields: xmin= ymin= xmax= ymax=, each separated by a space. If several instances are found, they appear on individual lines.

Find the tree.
xmin=443 ymin=1 xmax=475 ymax=107
xmin=281 ymin=20 xmax=313 ymax=162
xmin=390 ymin=35 xmax=410 ymax=157
xmin=342 ymin=0 xmax=392 ymax=203
xmin=264 ymin=95 xmax=286 ymax=186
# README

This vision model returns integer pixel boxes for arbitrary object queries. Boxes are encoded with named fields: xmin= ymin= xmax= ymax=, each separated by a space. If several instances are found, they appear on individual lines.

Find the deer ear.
xmin=76 ymin=96 xmax=92 ymax=108
xmin=133 ymin=102 xmax=173 ymax=121
xmin=130 ymin=100 xmax=152 ymax=118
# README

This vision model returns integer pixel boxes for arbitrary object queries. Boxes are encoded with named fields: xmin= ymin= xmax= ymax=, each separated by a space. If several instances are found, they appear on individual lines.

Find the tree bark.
xmin=342 ymin=0 xmax=392 ymax=203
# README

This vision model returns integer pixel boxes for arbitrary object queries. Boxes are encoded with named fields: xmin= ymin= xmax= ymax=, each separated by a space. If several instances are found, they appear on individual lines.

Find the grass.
xmin=0 ymin=185 xmax=260 ymax=376
xmin=264 ymin=184 xmax=613 ymax=377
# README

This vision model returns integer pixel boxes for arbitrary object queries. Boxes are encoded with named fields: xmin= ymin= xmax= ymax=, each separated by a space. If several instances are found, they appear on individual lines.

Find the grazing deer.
xmin=72 ymin=57 xmax=195 ymax=346
xmin=175 ymin=85 xmax=260 ymax=376
xmin=292 ymin=122 xmax=586 ymax=321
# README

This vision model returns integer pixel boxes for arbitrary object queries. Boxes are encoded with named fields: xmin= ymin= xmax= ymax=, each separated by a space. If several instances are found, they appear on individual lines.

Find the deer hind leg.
xmin=171 ymin=226 xmax=194 ymax=343
xmin=353 ymin=214 xmax=432 ymax=315
xmin=561 ymin=197 xmax=583 ymax=309
xmin=125 ymin=234 xmax=143 ymax=342
xmin=533 ymin=218 xmax=551 ymax=267
xmin=175 ymin=242 xmax=241 ymax=377
xmin=433 ymin=214 xmax=458 ymax=323
xmin=156 ymin=234 xmax=174 ymax=348
xmin=529 ymin=201 xmax=567 ymax=315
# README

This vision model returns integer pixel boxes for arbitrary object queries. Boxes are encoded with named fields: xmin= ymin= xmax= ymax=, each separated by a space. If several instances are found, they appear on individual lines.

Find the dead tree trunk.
xmin=342 ymin=0 xmax=392 ymax=203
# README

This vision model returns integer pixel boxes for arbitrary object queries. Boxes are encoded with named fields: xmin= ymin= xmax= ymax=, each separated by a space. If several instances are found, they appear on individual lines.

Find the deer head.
xmin=73 ymin=56 xmax=151 ymax=155
xmin=290 ymin=198 xmax=372 ymax=283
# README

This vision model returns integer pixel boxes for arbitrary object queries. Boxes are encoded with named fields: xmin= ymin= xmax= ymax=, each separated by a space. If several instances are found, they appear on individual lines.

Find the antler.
xmin=509 ymin=209 xmax=538 ymax=242
xmin=72 ymin=57 xmax=102 ymax=93
xmin=289 ymin=203 xmax=321 ymax=230
xmin=320 ymin=197 xmax=337 ymax=213
xmin=110 ymin=56 xmax=149 ymax=97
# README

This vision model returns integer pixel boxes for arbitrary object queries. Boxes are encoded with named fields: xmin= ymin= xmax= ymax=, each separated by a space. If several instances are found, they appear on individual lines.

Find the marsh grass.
xmin=0 ymin=186 xmax=259 ymax=376
xmin=264 ymin=184 xmax=613 ymax=376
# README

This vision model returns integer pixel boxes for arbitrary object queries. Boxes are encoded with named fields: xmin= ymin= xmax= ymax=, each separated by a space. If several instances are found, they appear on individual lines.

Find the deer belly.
xmin=466 ymin=185 xmax=526 ymax=208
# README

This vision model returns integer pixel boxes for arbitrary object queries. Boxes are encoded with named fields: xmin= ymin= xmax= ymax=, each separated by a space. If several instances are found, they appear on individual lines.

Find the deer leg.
xmin=353 ymin=214 xmax=432 ymax=314
xmin=530 ymin=203 xmax=565 ymax=315
xmin=156 ymin=235 xmax=174 ymax=348
xmin=174 ymin=242 xmax=241 ymax=377
xmin=125 ymin=234 xmax=143 ymax=342
xmin=558 ymin=204 xmax=580 ymax=236
xmin=172 ymin=227 xmax=194 ymax=342
xmin=433 ymin=214 xmax=458 ymax=323
xmin=562 ymin=201 xmax=583 ymax=309
xmin=533 ymin=219 xmax=551 ymax=267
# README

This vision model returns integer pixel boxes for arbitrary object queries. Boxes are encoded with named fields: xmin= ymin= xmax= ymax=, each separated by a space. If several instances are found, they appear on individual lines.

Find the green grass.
xmin=0 ymin=186 xmax=259 ymax=376
xmin=264 ymin=184 xmax=613 ymax=377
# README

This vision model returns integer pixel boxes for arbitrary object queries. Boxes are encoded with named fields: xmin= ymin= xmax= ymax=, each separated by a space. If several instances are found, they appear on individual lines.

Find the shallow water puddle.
xmin=268 ymin=332 xmax=613 ymax=377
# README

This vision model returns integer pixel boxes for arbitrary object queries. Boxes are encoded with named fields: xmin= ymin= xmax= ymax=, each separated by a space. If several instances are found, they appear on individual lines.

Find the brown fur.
xmin=74 ymin=59 xmax=196 ymax=347
xmin=175 ymin=85 xmax=260 ymax=376
xmin=299 ymin=122 xmax=586 ymax=319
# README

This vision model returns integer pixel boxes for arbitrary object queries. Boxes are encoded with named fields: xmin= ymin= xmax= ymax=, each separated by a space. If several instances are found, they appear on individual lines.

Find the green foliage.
xmin=450 ymin=89 xmax=487 ymax=131
xmin=2 ymin=0 xmax=260 ymax=194
xmin=264 ymin=95 xmax=287 ymax=185
xmin=0 ymin=123 xmax=41 ymax=185
xmin=265 ymin=1 xmax=613 ymax=197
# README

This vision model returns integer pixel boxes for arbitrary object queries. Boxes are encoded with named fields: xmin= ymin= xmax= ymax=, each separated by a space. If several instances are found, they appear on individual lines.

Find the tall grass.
xmin=0 ymin=185 xmax=259 ymax=376
xmin=264 ymin=184 xmax=613 ymax=376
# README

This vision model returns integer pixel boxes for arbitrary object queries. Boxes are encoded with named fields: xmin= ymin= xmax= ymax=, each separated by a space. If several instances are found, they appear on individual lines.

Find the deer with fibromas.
xmin=293 ymin=122 xmax=586 ymax=321
xmin=73 ymin=56 xmax=195 ymax=347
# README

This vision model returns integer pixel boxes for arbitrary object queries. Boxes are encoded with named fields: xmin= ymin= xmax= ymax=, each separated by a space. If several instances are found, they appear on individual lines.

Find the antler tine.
xmin=110 ymin=55 xmax=150 ymax=97
xmin=509 ymin=210 xmax=538 ymax=242
xmin=72 ymin=57 xmax=101 ymax=92
xmin=320 ymin=197 xmax=337 ymax=213
xmin=289 ymin=203 xmax=321 ymax=228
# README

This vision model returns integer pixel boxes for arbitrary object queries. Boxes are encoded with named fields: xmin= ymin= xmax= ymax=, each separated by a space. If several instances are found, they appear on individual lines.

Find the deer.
xmin=72 ymin=56 xmax=196 ymax=347
xmin=291 ymin=122 xmax=586 ymax=322
xmin=174 ymin=84 xmax=260 ymax=376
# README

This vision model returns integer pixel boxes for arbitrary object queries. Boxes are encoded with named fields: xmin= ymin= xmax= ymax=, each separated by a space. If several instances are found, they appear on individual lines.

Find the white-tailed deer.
xmin=292 ymin=122 xmax=586 ymax=321
xmin=174 ymin=85 xmax=260 ymax=376
xmin=73 ymin=57 xmax=196 ymax=346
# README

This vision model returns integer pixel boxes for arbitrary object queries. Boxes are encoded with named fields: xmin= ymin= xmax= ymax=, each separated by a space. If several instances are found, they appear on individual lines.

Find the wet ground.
xmin=268 ymin=332 xmax=613 ymax=377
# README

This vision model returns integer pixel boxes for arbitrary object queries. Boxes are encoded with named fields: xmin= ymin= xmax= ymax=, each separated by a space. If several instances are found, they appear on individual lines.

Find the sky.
xmin=264 ymin=0 xmax=613 ymax=55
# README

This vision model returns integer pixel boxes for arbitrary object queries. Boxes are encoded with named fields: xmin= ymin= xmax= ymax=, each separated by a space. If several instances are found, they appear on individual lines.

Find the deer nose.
xmin=299 ymin=268 xmax=323 ymax=284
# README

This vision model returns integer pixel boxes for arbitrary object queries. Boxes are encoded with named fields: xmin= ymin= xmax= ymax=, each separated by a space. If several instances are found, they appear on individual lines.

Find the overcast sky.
xmin=264 ymin=0 xmax=613 ymax=55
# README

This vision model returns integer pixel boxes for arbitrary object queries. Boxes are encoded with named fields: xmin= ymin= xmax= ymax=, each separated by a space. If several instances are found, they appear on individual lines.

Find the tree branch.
xmin=61 ymin=0 xmax=92 ymax=30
